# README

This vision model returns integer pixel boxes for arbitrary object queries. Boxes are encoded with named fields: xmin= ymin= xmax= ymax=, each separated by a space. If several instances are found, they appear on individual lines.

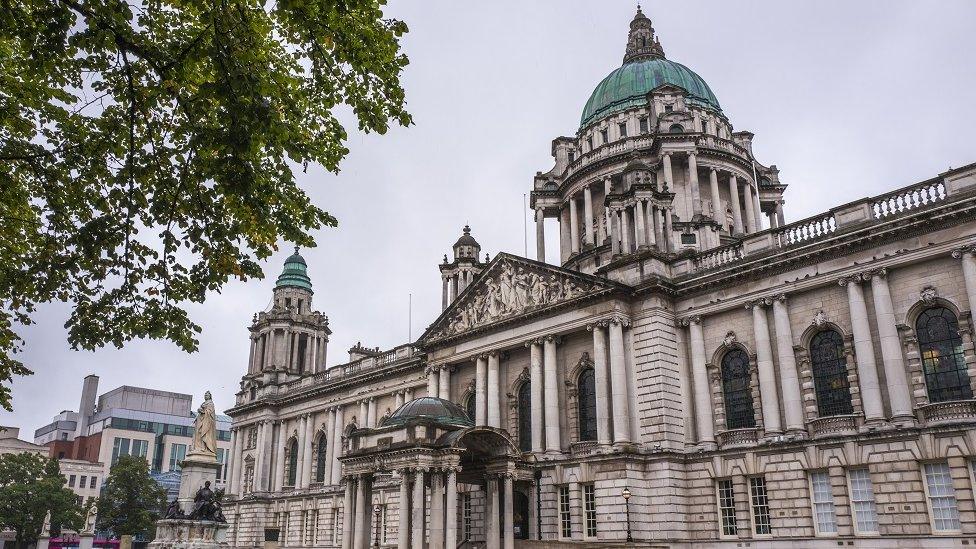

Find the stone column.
xmin=688 ymin=152 xmax=701 ymax=216
xmin=709 ymin=169 xmax=722 ymax=225
xmin=645 ymin=200 xmax=656 ymax=247
xmin=503 ymin=475 xmax=514 ymax=549
xmin=663 ymin=208 xmax=673 ymax=252
xmin=255 ymin=421 xmax=267 ymax=491
xmin=427 ymin=367 xmax=438 ymax=398
xmin=367 ymin=398 xmax=378 ymax=428
xmin=752 ymin=183 xmax=763 ymax=231
xmin=583 ymin=184 xmax=594 ymax=246
xmin=569 ymin=195 xmax=580 ymax=255
xmin=274 ymin=420 xmax=287 ymax=490
xmin=728 ymin=174 xmax=744 ymax=234
xmin=395 ymin=391 xmax=404 ymax=410
xmin=429 ymin=472 xmax=444 ymax=549
xmin=683 ymin=317 xmax=715 ymax=445
xmin=662 ymin=152 xmax=674 ymax=189
xmin=652 ymin=205 xmax=663 ymax=249
xmin=588 ymin=323 xmax=612 ymax=445
xmin=227 ymin=428 xmax=239 ymax=494
xmin=411 ymin=469 xmax=425 ymax=549
xmin=476 ymin=355 xmax=488 ymax=425
xmin=953 ymin=247 xmax=976 ymax=316
xmin=324 ymin=408 xmax=336 ymax=484
xmin=743 ymin=183 xmax=757 ymax=233
xmin=331 ymin=407 xmax=345 ymax=485
xmin=620 ymin=208 xmax=631 ymax=254
xmin=634 ymin=200 xmax=647 ymax=248
xmin=439 ymin=365 xmax=451 ymax=401
xmin=543 ymin=336 xmax=562 ymax=453
xmin=529 ymin=340 xmax=544 ymax=452
xmin=771 ymin=296 xmax=805 ymax=433
xmin=535 ymin=209 xmax=545 ymax=262
xmin=610 ymin=208 xmax=621 ymax=255
xmin=397 ymin=470 xmax=410 ymax=549
xmin=342 ymin=478 xmax=355 ymax=549
xmin=487 ymin=352 xmax=501 ymax=427
xmin=608 ymin=318 xmax=632 ymax=444
xmin=445 ymin=468 xmax=458 ymax=549
xmin=486 ymin=476 xmax=500 ymax=549
xmin=294 ymin=415 xmax=306 ymax=488
xmin=353 ymin=476 xmax=367 ymax=549
xmin=603 ymin=177 xmax=613 ymax=241
xmin=838 ymin=276 xmax=884 ymax=422
xmin=749 ymin=300 xmax=782 ymax=434
xmin=776 ymin=202 xmax=785 ymax=227
xmin=442 ymin=276 xmax=449 ymax=311
xmin=867 ymin=269 xmax=914 ymax=421
xmin=359 ymin=400 xmax=369 ymax=428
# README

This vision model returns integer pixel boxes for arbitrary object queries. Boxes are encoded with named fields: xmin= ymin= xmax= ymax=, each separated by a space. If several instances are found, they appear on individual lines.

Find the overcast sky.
xmin=4 ymin=0 xmax=975 ymax=436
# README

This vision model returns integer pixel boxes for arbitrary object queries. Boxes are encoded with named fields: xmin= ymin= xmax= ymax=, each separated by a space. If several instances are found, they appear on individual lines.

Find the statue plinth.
xmin=148 ymin=519 xmax=229 ymax=549
xmin=176 ymin=455 xmax=219 ymax=511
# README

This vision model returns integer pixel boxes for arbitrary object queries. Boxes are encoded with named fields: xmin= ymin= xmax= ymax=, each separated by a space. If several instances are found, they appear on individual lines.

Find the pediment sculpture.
xmin=433 ymin=258 xmax=601 ymax=338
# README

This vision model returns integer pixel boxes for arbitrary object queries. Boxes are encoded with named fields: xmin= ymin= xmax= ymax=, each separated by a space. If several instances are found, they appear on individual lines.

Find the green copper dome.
xmin=275 ymin=248 xmax=312 ymax=291
xmin=580 ymin=57 xmax=721 ymax=128
xmin=382 ymin=397 xmax=473 ymax=428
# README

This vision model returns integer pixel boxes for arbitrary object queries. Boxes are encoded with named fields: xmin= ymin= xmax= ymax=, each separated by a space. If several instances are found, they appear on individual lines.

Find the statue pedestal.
xmin=79 ymin=533 xmax=94 ymax=549
xmin=149 ymin=519 xmax=229 ymax=549
xmin=37 ymin=536 xmax=51 ymax=549
xmin=177 ymin=454 xmax=219 ymax=511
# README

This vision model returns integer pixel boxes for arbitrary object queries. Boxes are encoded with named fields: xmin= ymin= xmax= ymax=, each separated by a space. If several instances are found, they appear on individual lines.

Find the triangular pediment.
xmin=420 ymin=254 xmax=623 ymax=344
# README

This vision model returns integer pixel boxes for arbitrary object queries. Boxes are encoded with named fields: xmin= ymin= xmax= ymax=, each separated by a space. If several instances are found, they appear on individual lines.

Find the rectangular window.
xmin=80 ymin=475 xmax=87 ymax=488
xmin=599 ymin=128 xmax=608 ymax=144
xmin=701 ymin=118 xmax=708 ymax=133
xmin=216 ymin=448 xmax=227 ymax=481
xmin=664 ymin=104 xmax=673 ymax=112
xmin=586 ymin=136 xmax=593 ymax=151
xmin=380 ymin=505 xmax=388 ymax=543
xmin=331 ymin=508 xmax=341 ymax=544
xmin=924 ymin=462 xmax=961 ymax=532
xmin=717 ymin=479 xmax=737 ymax=536
xmin=132 ymin=439 xmax=148 ymax=459
xmin=568 ymin=151 xmax=575 ymax=163
xmin=847 ymin=468 xmax=878 ymax=534
xmin=639 ymin=117 xmax=648 ymax=133
xmin=810 ymin=472 xmax=838 ymax=534
xmin=169 ymin=443 xmax=187 ymax=471
xmin=111 ymin=437 xmax=131 ymax=465
xmin=90 ymin=476 xmax=97 ymax=489
xmin=749 ymin=477 xmax=771 ymax=535
xmin=582 ymin=484 xmax=597 ymax=538
xmin=558 ymin=485 xmax=572 ymax=538
xmin=68 ymin=474 xmax=76 ymax=488
xmin=462 ymin=493 xmax=472 ymax=541
xmin=618 ymin=122 xmax=627 ymax=138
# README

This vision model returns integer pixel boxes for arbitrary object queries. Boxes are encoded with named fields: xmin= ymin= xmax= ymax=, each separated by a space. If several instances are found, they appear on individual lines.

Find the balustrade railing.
xmin=694 ymin=242 xmax=743 ymax=270
xmin=773 ymin=212 xmax=836 ymax=248
xmin=872 ymin=180 xmax=946 ymax=219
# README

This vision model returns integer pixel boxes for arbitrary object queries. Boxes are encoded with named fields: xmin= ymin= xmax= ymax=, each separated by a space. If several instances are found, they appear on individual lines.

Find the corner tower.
xmin=439 ymin=226 xmax=487 ymax=310
xmin=245 ymin=249 xmax=331 ymax=378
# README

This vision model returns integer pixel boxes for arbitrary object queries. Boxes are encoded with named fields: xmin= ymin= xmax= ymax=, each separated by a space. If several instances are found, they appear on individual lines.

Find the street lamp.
xmin=373 ymin=505 xmax=382 ymax=548
xmin=621 ymin=487 xmax=633 ymax=543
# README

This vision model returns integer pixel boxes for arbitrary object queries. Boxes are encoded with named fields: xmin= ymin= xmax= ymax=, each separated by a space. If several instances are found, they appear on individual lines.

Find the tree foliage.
xmin=0 ymin=452 xmax=84 ymax=543
xmin=96 ymin=455 xmax=167 ymax=537
xmin=0 ymin=0 xmax=412 ymax=409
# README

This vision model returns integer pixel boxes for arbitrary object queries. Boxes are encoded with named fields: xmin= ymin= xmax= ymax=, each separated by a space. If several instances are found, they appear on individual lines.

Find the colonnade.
xmin=427 ymin=365 xmax=453 ymax=400
xmin=249 ymin=328 xmax=328 ymax=374
xmin=681 ymin=259 xmax=972 ymax=446
xmin=586 ymin=319 xmax=634 ymax=445
xmin=442 ymin=269 xmax=476 ymax=310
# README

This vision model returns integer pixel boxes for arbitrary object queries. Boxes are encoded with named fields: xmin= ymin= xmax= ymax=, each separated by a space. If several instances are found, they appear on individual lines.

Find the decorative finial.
xmin=624 ymin=4 xmax=665 ymax=63
xmin=294 ymin=246 xmax=299 ymax=254
xmin=463 ymin=225 xmax=471 ymax=235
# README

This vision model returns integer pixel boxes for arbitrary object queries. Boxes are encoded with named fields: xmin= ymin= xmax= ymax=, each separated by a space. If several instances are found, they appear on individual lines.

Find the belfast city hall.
xmin=223 ymin=8 xmax=976 ymax=549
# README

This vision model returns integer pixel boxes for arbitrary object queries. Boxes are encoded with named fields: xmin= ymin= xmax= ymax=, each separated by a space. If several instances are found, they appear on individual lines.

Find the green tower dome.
xmin=580 ymin=7 xmax=722 ymax=128
xmin=275 ymin=248 xmax=313 ymax=291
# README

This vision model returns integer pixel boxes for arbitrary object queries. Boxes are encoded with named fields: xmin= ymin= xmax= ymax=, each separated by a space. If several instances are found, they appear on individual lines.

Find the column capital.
xmin=543 ymin=334 xmax=561 ymax=344
xmin=951 ymin=244 xmax=976 ymax=258
xmin=837 ymin=274 xmax=861 ymax=287
xmin=679 ymin=315 xmax=702 ymax=327
xmin=745 ymin=297 xmax=772 ymax=310
xmin=585 ymin=320 xmax=610 ymax=331
xmin=488 ymin=350 xmax=499 ymax=358
xmin=773 ymin=293 xmax=789 ymax=304
xmin=609 ymin=315 xmax=631 ymax=327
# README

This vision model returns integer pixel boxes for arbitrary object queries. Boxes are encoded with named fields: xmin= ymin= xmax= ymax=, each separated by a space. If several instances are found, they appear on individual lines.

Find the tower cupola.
xmin=452 ymin=225 xmax=481 ymax=261
xmin=623 ymin=6 xmax=665 ymax=64
xmin=439 ymin=226 xmax=487 ymax=311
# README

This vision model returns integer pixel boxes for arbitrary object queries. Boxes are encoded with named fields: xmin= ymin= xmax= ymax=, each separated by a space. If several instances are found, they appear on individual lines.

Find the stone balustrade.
xmin=807 ymin=415 xmax=858 ymax=439
xmin=917 ymin=400 xmax=976 ymax=426
xmin=716 ymin=428 xmax=758 ymax=449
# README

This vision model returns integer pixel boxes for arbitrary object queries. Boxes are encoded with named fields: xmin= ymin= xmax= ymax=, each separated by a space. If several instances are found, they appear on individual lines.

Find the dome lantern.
xmin=623 ymin=5 xmax=665 ymax=64
xmin=275 ymin=247 xmax=313 ymax=292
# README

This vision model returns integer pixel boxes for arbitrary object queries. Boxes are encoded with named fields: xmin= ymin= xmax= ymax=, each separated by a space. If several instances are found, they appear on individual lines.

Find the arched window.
xmin=517 ymin=383 xmax=531 ymax=452
xmin=721 ymin=349 xmax=756 ymax=429
xmin=286 ymin=438 xmax=298 ymax=487
xmin=465 ymin=393 xmax=477 ymax=424
xmin=809 ymin=330 xmax=853 ymax=416
xmin=916 ymin=307 xmax=972 ymax=402
xmin=315 ymin=435 xmax=328 ymax=483
xmin=669 ymin=123 xmax=683 ymax=133
xmin=577 ymin=368 xmax=598 ymax=442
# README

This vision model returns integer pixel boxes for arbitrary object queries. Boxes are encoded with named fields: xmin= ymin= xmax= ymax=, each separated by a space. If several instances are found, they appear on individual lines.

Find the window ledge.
xmin=917 ymin=400 xmax=976 ymax=426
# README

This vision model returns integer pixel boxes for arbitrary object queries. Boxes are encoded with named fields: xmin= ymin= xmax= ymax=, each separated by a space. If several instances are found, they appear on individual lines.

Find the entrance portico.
xmin=339 ymin=397 xmax=531 ymax=549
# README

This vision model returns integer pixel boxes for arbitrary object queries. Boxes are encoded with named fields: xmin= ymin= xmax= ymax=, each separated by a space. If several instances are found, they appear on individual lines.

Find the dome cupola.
xmin=275 ymin=248 xmax=313 ymax=291
xmin=453 ymin=225 xmax=481 ymax=261
xmin=382 ymin=397 xmax=474 ymax=427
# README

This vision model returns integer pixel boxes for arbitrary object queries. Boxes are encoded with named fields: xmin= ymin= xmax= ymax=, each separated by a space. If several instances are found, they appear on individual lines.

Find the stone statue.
xmin=190 ymin=391 xmax=217 ymax=458
xmin=41 ymin=510 xmax=51 ymax=537
xmin=82 ymin=503 xmax=97 ymax=534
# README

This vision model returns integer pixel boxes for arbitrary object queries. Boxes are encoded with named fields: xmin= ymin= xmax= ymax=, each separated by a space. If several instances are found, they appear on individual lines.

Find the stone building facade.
xmin=223 ymin=8 xmax=976 ymax=548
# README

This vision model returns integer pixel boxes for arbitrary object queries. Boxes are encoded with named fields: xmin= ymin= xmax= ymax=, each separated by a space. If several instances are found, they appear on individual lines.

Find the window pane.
xmin=810 ymin=472 xmax=838 ymax=534
xmin=924 ymin=462 xmax=961 ymax=531
xmin=750 ymin=477 xmax=771 ymax=535
xmin=721 ymin=350 xmax=756 ymax=429
xmin=518 ymin=382 xmax=532 ymax=452
xmin=717 ymin=479 xmax=737 ymax=536
xmin=848 ymin=468 xmax=878 ymax=533
xmin=577 ymin=368 xmax=597 ymax=442
xmin=810 ymin=330 xmax=854 ymax=416
xmin=583 ymin=484 xmax=597 ymax=538
xmin=559 ymin=486 xmax=572 ymax=538
xmin=916 ymin=307 xmax=972 ymax=402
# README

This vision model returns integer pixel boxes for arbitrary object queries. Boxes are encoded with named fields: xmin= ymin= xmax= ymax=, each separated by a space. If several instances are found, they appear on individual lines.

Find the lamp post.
xmin=621 ymin=487 xmax=632 ymax=543
xmin=373 ymin=505 xmax=382 ymax=548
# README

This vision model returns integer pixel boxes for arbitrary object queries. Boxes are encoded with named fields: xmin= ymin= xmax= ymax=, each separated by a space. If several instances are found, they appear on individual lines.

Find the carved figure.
xmin=190 ymin=391 xmax=217 ymax=458
xmin=41 ymin=510 xmax=51 ymax=537
xmin=82 ymin=503 xmax=97 ymax=533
